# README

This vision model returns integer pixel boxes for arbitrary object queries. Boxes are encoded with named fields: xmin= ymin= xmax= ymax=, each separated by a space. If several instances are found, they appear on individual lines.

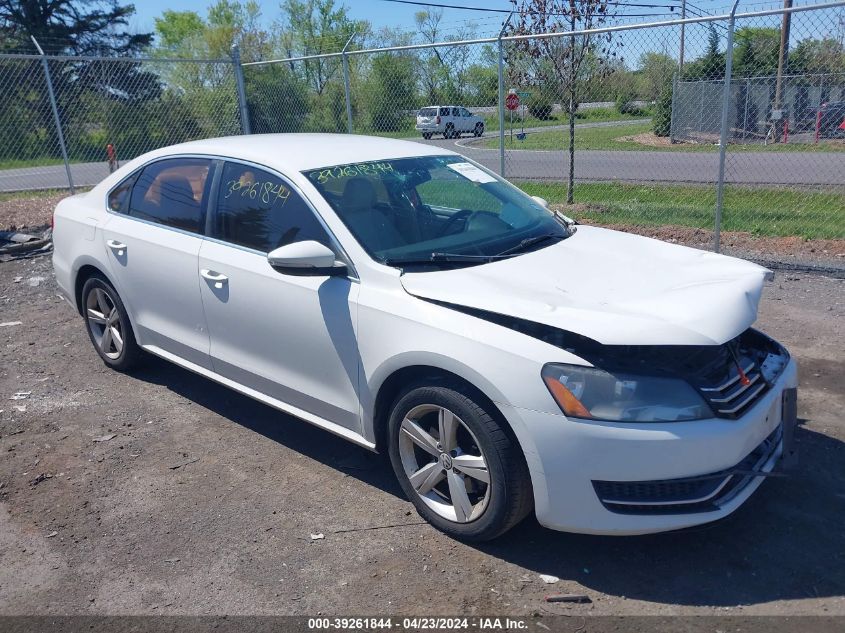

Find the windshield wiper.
xmin=495 ymin=233 xmax=565 ymax=257
xmin=383 ymin=252 xmax=508 ymax=267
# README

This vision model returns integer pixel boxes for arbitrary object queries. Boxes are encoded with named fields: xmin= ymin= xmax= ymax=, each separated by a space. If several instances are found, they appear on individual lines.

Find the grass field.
xmin=516 ymin=181 xmax=845 ymax=239
xmin=484 ymin=121 xmax=845 ymax=153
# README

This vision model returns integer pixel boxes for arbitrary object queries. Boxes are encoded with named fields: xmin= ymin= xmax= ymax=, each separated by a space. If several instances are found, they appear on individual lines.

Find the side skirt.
xmin=141 ymin=344 xmax=377 ymax=452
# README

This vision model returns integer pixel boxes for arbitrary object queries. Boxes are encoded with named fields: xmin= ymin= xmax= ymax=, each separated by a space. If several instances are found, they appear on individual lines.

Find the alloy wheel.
xmin=86 ymin=287 xmax=124 ymax=360
xmin=398 ymin=404 xmax=491 ymax=523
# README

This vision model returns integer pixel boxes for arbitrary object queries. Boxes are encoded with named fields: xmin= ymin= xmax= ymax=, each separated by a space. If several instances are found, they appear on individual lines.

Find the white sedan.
xmin=52 ymin=134 xmax=797 ymax=540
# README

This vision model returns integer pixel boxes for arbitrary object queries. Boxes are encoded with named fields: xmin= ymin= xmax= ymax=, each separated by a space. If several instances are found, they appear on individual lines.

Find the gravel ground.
xmin=0 ymin=254 xmax=843 ymax=617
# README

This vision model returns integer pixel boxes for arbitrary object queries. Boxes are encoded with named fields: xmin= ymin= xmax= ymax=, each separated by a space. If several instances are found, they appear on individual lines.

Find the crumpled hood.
xmin=400 ymin=226 xmax=770 ymax=346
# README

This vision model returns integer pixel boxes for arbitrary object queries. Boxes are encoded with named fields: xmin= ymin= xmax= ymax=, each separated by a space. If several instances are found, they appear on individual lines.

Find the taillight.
xmin=436 ymin=115 xmax=441 ymax=124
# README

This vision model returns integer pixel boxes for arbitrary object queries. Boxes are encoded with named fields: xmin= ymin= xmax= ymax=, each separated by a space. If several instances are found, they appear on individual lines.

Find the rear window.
xmin=419 ymin=107 xmax=437 ymax=116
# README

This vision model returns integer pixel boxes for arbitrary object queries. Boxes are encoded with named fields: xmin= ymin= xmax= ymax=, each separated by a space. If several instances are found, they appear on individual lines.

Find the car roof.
xmin=142 ymin=133 xmax=457 ymax=172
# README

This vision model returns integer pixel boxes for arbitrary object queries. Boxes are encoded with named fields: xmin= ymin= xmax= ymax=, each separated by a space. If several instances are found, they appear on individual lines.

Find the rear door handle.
xmin=200 ymin=269 xmax=229 ymax=289
xmin=106 ymin=239 xmax=126 ymax=255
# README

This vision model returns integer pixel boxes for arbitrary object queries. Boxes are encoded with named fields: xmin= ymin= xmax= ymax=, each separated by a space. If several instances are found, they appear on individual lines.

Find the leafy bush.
xmin=528 ymin=91 xmax=554 ymax=119
xmin=652 ymin=82 xmax=673 ymax=137
xmin=615 ymin=92 xmax=645 ymax=116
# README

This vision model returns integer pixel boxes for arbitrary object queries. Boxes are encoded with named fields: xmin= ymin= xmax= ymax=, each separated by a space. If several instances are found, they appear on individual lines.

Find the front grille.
xmin=689 ymin=329 xmax=788 ymax=420
xmin=700 ymin=361 xmax=768 ymax=417
xmin=592 ymin=424 xmax=782 ymax=515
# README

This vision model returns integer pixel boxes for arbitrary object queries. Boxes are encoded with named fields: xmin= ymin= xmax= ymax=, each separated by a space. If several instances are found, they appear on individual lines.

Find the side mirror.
xmin=267 ymin=241 xmax=346 ymax=276
xmin=531 ymin=195 xmax=549 ymax=208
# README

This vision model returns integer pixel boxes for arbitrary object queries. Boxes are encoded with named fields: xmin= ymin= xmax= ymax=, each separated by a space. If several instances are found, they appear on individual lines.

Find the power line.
xmin=375 ymin=0 xmax=685 ymax=14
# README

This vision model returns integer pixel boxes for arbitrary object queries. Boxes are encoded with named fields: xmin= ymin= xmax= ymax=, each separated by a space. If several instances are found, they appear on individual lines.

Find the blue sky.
xmin=126 ymin=1 xmax=844 ymax=65
xmin=128 ymin=1 xmax=836 ymax=37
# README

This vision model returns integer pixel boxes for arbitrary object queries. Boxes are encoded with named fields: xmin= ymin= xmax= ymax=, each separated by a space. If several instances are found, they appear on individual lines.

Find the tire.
xmin=387 ymin=381 xmax=533 ymax=541
xmin=474 ymin=122 xmax=484 ymax=137
xmin=81 ymin=274 xmax=141 ymax=371
xmin=422 ymin=132 xmax=432 ymax=140
xmin=444 ymin=124 xmax=455 ymax=139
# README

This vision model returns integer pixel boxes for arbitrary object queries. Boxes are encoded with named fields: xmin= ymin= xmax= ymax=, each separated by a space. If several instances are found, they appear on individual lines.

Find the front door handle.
xmin=106 ymin=239 xmax=126 ymax=255
xmin=200 ymin=269 xmax=229 ymax=289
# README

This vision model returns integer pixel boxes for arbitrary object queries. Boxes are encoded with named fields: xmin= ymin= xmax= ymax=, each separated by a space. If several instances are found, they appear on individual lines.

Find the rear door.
xmin=198 ymin=160 xmax=362 ymax=431
xmin=459 ymin=108 xmax=474 ymax=132
xmin=101 ymin=156 xmax=213 ymax=369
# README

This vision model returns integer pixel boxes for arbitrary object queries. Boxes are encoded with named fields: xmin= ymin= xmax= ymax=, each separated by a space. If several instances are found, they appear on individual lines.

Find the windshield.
xmin=303 ymin=155 xmax=570 ymax=267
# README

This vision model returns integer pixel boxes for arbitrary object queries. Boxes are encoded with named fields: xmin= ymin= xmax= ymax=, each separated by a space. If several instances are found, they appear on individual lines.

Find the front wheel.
xmin=82 ymin=275 xmax=141 ymax=371
xmin=474 ymin=122 xmax=484 ymax=137
xmin=387 ymin=382 xmax=533 ymax=541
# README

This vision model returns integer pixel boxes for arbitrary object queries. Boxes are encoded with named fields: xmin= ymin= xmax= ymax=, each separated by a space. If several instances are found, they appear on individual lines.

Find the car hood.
xmin=399 ymin=226 xmax=770 ymax=346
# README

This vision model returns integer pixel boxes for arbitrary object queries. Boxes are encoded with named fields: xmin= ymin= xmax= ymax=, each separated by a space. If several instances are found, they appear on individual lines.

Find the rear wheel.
xmin=422 ymin=132 xmax=432 ymax=140
xmin=444 ymin=124 xmax=455 ymax=139
xmin=387 ymin=381 xmax=533 ymax=541
xmin=82 ymin=275 xmax=141 ymax=371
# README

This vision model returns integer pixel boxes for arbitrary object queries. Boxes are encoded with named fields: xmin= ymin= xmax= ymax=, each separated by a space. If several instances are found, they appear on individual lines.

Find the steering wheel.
xmin=438 ymin=209 xmax=477 ymax=237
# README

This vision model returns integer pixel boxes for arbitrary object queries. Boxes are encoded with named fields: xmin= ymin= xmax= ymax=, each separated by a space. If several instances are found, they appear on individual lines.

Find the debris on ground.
xmin=0 ymin=229 xmax=53 ymax=260
xmin=539 ymin=574 xmax=560 ymax=584
xmin=92 ymin=434 xmax=116 ymax=443
xmin=30 ymin=473 xmax=53 ymax=486
xmin=9 ymin=391 xmax=31 ymax=400
xmin=310 ymin=533 xmax=325 ymax=541
xmin=169 ymin=457 xmax=200 ymax=470
xmin=0 ymin=321 xmax=22 ymax=327
xmin=545 ymin=594 xmax=592 ymax=604
xmin=46 ymin=531 xmax=58 ymax=538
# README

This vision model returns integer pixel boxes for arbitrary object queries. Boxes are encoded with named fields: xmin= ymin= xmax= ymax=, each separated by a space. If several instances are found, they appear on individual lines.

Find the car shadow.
xmin=480 ymin=421 xmax=845 ymax=607
xmin=131 ymin=355 xmax=402 ymax=497
xmin=130 ymin=357 xmax=844 ymax=607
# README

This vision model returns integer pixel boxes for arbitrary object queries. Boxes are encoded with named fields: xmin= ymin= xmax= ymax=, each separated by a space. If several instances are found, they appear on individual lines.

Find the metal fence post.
xmin=342 ymin=34 xmax=356 ymax=135
xmin=497 ymin=13 xmax=513 ymax=177
xmin=713 ymin=1 xmax=741 ymax=253
xmin=31 ymin=37 xmax=75 ymax=194
xmin=669 ymin=72 xmax=678 ymax=143
xmin=231 ymin=45 xmax=251 ymax=135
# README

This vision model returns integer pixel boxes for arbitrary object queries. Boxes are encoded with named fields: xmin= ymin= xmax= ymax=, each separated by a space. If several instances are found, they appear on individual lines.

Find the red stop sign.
xmin=506 ymin=93 xmax=520 ymax=111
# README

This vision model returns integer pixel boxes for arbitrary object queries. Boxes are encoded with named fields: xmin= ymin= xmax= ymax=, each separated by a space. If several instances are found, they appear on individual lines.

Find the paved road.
xmin=3 ymin=122 xmax=844 ymax=191
xmin=422 ymin=135 xmax=845 ymax=187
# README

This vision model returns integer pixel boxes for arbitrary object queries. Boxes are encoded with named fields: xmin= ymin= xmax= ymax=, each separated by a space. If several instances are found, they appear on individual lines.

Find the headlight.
xmin=541 ymin=363 xmax=712 ymax=422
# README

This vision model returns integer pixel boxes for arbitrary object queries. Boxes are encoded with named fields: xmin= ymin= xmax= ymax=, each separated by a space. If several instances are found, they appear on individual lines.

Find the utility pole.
xmin=773 ymin=0 xmax=793 ymax=142
xmin=678 ymin=0 xmax=686 ymax=75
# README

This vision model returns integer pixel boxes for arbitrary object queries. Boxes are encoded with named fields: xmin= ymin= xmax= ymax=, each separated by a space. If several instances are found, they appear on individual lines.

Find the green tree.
xmin=638 ymin=51 xmax=675 ymax=103
xmin=506 ymin=0 xmax=621 ymax=204
xmin=683 ymin=25 xmax=724 ymax=80
xmin=733 ymin=27 xmax=780 ymax=78
xmin=365 ymin=53 xmax=416 ymax=132
xmin=0 ymin=1 xmax=156 ymax=163
xmin=279 ymin=0 xmax=364 ymax=95
xmin=0 ymin=0 xmax=151 ymax=54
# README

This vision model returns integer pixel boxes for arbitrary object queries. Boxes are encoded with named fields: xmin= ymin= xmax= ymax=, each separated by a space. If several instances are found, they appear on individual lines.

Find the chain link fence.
xmin=0 ymin=52 xmax=242 ymax=193
xmin=1 ymin=2 xmax=843 ymax=270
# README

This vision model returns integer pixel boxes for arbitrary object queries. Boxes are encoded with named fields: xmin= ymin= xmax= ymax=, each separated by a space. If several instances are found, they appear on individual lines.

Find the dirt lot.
xmin=1 ymin=254 xmax=844 ymax=617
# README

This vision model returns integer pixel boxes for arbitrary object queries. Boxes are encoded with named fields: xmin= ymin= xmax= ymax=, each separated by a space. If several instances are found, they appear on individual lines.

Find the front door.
xmin=198 ymin=160 xmax=361 ymax=431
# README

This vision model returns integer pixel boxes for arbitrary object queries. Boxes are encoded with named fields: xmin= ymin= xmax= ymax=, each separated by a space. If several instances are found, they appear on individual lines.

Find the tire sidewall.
xmin=81 ymin=276 xmax=136 ymax=370
xmin=387 ymin=385 xmax=513 ymax=540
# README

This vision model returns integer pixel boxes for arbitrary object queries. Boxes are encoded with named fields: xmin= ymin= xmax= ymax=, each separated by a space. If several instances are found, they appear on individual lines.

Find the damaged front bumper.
xmin=499 ymin=358 xmax=798 ymax=535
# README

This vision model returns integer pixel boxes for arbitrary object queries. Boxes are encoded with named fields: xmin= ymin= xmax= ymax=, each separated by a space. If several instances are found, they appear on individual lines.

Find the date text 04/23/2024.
xmin=307 ymin=618 xmax=529 ymax=630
